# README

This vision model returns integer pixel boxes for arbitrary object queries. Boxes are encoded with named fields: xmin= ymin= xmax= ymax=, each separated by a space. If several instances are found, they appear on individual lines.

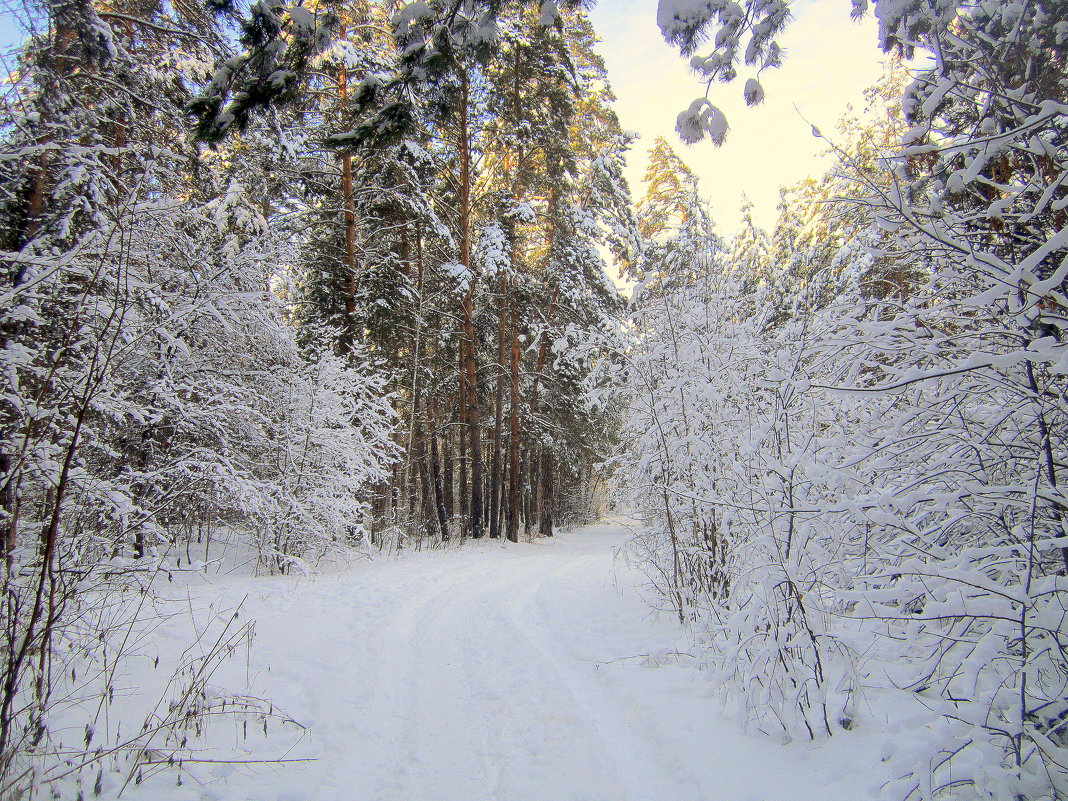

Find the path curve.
xmin=131 ymin=519 xmax=882 ymax=801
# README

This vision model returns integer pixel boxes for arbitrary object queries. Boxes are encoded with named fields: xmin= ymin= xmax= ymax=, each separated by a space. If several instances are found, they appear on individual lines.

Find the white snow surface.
xmin=117 ymin=519 xmax=888 ymax=801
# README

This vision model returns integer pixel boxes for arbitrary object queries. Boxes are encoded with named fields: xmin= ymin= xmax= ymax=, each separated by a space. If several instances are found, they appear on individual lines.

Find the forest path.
xmin=144 ymin=519 xmax=880 ymax=801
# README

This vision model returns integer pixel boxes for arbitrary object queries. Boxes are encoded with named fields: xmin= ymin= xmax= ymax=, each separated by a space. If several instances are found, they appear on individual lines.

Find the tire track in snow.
xmin=305 ymin=558 xmax=498 ymax=800
xmin=510 ymin=556 xmax=706 ymax=801
xmin=434 ymin=552 xmax=631 ymax=801
xmin=357 ymin=542 xmax=678 ymax=801
xmin=123 ymin=521 xmax=885 ymax=801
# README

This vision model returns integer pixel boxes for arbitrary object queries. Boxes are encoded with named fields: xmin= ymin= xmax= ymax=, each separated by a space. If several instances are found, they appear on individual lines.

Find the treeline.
xmin=0 ymin=0 xmax=630 ymax=791
xmin=268 ymin=0 xmax=634 ymax=545
xmin=620 ymin=4 xmax=1068 ymax=800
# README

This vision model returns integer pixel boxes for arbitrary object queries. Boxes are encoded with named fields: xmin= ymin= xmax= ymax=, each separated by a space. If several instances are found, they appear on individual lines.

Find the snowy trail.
xmin=130 ymin=519 xmax=884 ymax=801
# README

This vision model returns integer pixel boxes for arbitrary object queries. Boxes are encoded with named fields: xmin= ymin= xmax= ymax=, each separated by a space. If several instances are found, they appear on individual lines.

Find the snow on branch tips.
xmin=676 ymin=98 xmax=728 ymax=145
xmin=659 ymin=0 xmax=789 ymax=134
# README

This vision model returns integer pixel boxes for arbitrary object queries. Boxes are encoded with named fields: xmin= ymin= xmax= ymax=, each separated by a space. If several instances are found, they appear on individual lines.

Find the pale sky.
xmin=588 ymin=0 xmax=886 ymax=234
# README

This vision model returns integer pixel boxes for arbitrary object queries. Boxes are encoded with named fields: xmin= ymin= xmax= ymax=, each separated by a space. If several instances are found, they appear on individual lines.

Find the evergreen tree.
xmin=635 ymin=137 xmax=723 ymax=292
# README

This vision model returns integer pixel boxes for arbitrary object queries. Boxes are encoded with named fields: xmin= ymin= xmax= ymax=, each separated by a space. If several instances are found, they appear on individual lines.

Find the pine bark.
xmin=489 ymin=271 xmax=507 ymax=539
xmin=506 ymin=304 xmax=521 ymax=543
xmin=338 ymin=65 xmax=358 ymax=356
xmin=458 ymin=68 xmax=483 ymax=539
xmin=458 ymin=338 xmax=468 ymax=531
xmin=442 ymin=426 xmax=455 ymax=533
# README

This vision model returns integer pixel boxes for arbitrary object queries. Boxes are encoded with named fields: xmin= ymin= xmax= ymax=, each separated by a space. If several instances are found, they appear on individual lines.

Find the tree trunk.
xmin=530 ymin=448 xmax=542 ymax=537
xmin=506 ymin=304 xmax=521 ymax=543
xmin=525 ymin=449 xmax=537 ymax=536
xmin=405 ymin=221 xmax=425 ymax=535
xmin=1 ymin=453 xmax=16 ymax=561
xmin=526 ymin=278 xmax=560 ymax=537
xmin=458 ymin=339 xmax=468 ymax=533
xmin=338 ymin=64 xmax=358 ymax=356
xmin=428 ymin=406 xmax=449 ymax=540
xmin=489 ymin=271 xmax=507 ymax=539
xmin=414 ymin=420 xmax=435 ymax=538
xmin=408 ymin=410 xmax=421 ymax=528
xmin=539 ymin=452 xmax=553 ymax=537
xmin=458 ymin=68 xmax=483 ymax=539
xmin=442 ymin=425 xmax=455 ymax=535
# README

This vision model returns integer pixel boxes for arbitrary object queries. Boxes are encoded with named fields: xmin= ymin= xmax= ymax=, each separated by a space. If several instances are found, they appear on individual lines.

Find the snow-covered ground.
xmin=111 ymin=518 xmax=889 ymax=801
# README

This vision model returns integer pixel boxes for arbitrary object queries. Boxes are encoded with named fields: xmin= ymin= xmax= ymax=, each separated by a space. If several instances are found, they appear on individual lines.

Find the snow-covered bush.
xmin=619 ymin=266 xmax=866 ymax=743
xmin=632 ymin=1 xmax=1068 ymax=796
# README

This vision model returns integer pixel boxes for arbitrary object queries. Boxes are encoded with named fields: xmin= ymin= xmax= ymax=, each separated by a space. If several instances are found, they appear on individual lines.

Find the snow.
xmin=675 ymin=98 xmax=728 ymax=145
xmin=392 ymin=1 xmax=433 ymax=35
xmin=538 ymin=0 xmax=559 ymax=27
xmin=743 ymin=77 xmax=764 ymax=107
xmin=656 ymin=0 xmax=716 ymax=43
xmin=108 ymin=519 xmax=889 ymax=801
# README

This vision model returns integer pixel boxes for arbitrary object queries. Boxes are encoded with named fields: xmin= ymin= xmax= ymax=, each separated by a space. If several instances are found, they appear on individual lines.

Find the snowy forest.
xmin=1 ymin=0 xmax=1067 ymax=799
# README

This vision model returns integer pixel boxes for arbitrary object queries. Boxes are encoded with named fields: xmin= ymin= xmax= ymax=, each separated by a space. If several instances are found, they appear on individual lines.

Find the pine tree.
xmin=635 ymin=137 xmax=723 ymax=292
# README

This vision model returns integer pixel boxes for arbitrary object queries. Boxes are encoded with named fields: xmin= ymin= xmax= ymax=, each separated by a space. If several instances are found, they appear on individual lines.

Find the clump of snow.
xmin=676 ymin=98 xmax=729 ymax=145
xmin=743 ymin=77 xmax=765 ymax=106
xmin=538 ymin=0 xmax=558 ymax=26
xmin=393 ymin=0 xmax=433 ymax=36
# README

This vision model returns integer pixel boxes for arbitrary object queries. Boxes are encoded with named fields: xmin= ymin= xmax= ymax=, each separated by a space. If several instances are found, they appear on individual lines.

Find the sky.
xmin=587 ymin=0 xmax=887 ymax=234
